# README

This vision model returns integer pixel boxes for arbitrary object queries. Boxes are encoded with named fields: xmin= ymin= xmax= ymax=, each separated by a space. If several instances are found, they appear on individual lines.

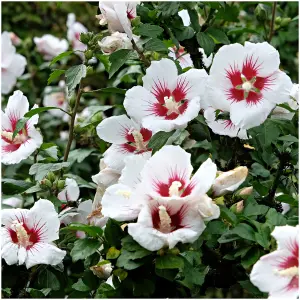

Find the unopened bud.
xmin=280 ymin=17 xmax=291 ymax=27
xmin=47 ymin=171 xmax=56 ymax=182
xmin=168 ymin=247 xmax=180 ymax=255
xmin=230 ymin=200 xmax=244 ymax=214
xmin=85 ymin=50 xmax=93 ymax=61
xmin=57 ymin=180 xmax=66 ymax=190
xmin=275 ymin=16 xmax=282 ymax=25
xmin=86 ymin=65 xmax=93 ymax=75
xmin=41 ymin=178 xmax=52 ymax=188
xmin=68 ymin=95 xmax=76 ymax=108
xmin=238 ymin=186 xmax=253 ymax=197
xmin=80 ymin=32 xmax=94 ymax=45
xmin=255 ymin=4 xmax=268 ymax=21
xmin=157 ymin=249 xmax=165 ymax=256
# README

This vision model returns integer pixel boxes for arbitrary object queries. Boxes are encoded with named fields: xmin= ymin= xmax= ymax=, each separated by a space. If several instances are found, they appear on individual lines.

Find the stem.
xmin=268 ymin=2 xmax=277 ymax=42
xmin=32 ymin=151 xmax=38 ymax=202
xmin=63 ymin=85 xmax=83 ymax=162
xmin=268 ymin=156 xmax=285 ymax=202
xmin=131 ymin=39 xmax=150 ymax=67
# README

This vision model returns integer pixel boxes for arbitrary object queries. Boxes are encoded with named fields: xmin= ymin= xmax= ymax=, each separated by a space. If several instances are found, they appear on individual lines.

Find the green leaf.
xmin=251 ymin=162 xmax=270 ymax=178
xmin=72 ymin=279 xmax=91 ymax=292
xmin=48 ymin=69 xmax=65 ymax=85
xmin=95 ymin=283 xmax=116 ymax=298
xmin=254 ymin=223 xmax=271 ymax=248
xmin=155 ymin=254 xmax=184 ymax=269
xmin=107 ymin=247 xmax=121 ymax=259
xmin=83 ymin=87 xmax=126 ymax=95
xmin=95 ymin=53 xmax=111 ymax=71
xmin=277 ymin=134 xmax=298 ymax=143
xmin=2 ymin=178 xmax=33 ymax=194
xmin=25 ymin=107 xmax=68 ymax=118
xmin=196 ymin=32 xmax=215 ymax=56
xmin=243 ymin=198 xmax=269 ymax=216
xmin=136 ymin=24 xmax=164 ymax=37
xmin=219 ymin=205 xmax=238 ymax=225
xmin=37 ymin=269 xmax=60 ymax=291
xmin=104 ymin=219 xmax=125 ymax=247
xmin=206 ymin=27 xmax=230 ymax=44
xmin=50 ymin=50 xmax=73 ymax=66
xmin=218 ymin=223 xmax=256 ymax=243
xmin=12 ymin=118 xmax=29 ymax=139
xmin=188 ymin=9 xmax=201 ymax=31
xmin=166 ymin=129 xmax=189 ymax=146
xmin=215 ymin=4 xmax=239 ymax=22
xmin=39 ymin=143 xmax=59 ymax=161
xmin=266 ymin=208 xmax=287 ymax=226
xmin=241 ymin=247 xmax=262 ymax=269
xmin=147 ymin=130 xmax=175 ymax=153
xmin=239 ymin=280 xmax=265 ymax=297
xmin=157 ymin=2 xmax=179 ymax=18
xmin=29 ymin=162 xmax=71 ymax=181
xmin=276 ymin=194 xmax=297 ymax=205
xmin=61 ymin=223 xmax=103 ymax=238
xmin=65 ymin=64 xmax=87 ymax=93
xmin=174 ymin=26 xmax=195 ymax=41
xmin=144 ymin=38 xmax=168 ymax=52
xmin=133 ymin=279 xmax=155 ymax=297
xmin=71 ymin=239 xmax=102 ymax=262
xmin=23 ymin=184 xmax=43 ymax=194
xmin=109 ymin=49 xmax=133 ymax=79
xmin=116 ymin=250 xmax=145 ymax=270
xmin=68 ymin=148 xmax=95 ymax=164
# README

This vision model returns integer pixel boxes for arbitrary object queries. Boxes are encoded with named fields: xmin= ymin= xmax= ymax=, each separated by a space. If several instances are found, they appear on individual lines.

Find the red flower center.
xmin=225 ymin=55 xmax=274 ymax=105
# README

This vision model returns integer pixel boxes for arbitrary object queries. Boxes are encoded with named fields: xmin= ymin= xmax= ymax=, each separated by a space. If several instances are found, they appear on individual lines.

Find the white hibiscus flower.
xmin=1 ymin=199 xmax=66 ymax=269
xmin=168 ymin=45 xmax=193 ymax=69
xmin=1 ymin=32 xmax=27 ymax=95
xmin=124 ymin=58 xmax=208 ymax=134
xmin=1 ymin=91 xmax=43 ymax=165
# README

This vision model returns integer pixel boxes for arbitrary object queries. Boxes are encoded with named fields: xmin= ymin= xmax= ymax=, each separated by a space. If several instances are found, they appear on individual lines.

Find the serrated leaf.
xmin=29 ymin=162 xmax=71 ymax=181
xmin=50 ymin=50 xmax=73 ymax=66
xmin=65 ymin=64 xmax=87 ymax=93
xmin=206 ymin=27 xmax=230 ymax=44
xmin=48 ymin=69 xmax=65 ymax=85
xmin=157 ymin=2 xmax=179 ymax=18
xmin=155 ymin=255 xmax=184 ymax=269
xmin=71 ymin=239 xmax=102 ymax=262
xmin=109 ymin=49 xmax=133 ymax=79
xmin=144 ymin=38 xmax=168 ymax=52
xmin=147 ymin=130 xmax=175 ymax=153
xmin=136 ymin=24 xmax=164 ymax=37
xmin=196 ymin=32 xmax=215 ymax=56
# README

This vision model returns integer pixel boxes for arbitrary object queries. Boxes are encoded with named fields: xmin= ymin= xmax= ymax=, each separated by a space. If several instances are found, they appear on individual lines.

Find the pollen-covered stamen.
xmin=274 ymin=266 xmax=299 ymax=278
xmin=158 ymin=205 xmax=172 ymax=233
xmin=236 ymin=75 xmax=260 ymax=98
xmin=116 ymin=190 xmax=131 ymax=199
xmin=169 ymin=181 xmax=182 ymax=197
xmin=11 ymin=220 xmax=32 ymax=248
xmin=2 ymin=130 xmax=27 ymax=144
xmin=164 ymin=96 xmax=180 ymax=115
xmin=131 ymin=129 xmax=147 ymax=151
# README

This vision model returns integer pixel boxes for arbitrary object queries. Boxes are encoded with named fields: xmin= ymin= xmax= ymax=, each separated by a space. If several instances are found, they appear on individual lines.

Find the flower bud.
xmin=86 ymin=65 xmax=94 ymax=75
xmin=80 ymin=32 xmax=94 ymax=45
xmin=47 ymin=171 xmax=56 ymax=182
xmin=98 ymin=32 xmax=132 ymax=55
xmin=230 ymin=200 xmax=244 ymax=214
xmin=280 ymin=17 xmax=291 ymax=27
xmin=275 ymin=16 xmax=282 ymax=25
xmin=85 ymin=50 xmax=93 ymax=61
xmin=255 ymin=4 xmax=268 ymax=21
xmin=212 ymin=166 xmax=248 ymax=197
xmin=41 ymin=178 xmax=52 ymax=188
xmin=90 ymin=261 xmax=112 ymax=279
xmin=9 ymin=32 xmax=21 ymax=46
xmin=237 ymin=186 xmax=253 ymax=197
xmin=168 ymin=247 xmax=180 ymax=255
xmin=57 ymin=180 xmax=66 ymax=190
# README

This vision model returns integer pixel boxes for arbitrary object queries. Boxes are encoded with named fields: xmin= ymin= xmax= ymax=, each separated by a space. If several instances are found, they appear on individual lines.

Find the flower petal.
xmin=271 ymin=225 xmax=299 ymax=253
xmin=58 ymin=178 xmax=80 ymax=202
xmin=1 ymin=241 xmax=19 ymax=265
xmin=5 ymin=90 xmax=29 ymax=120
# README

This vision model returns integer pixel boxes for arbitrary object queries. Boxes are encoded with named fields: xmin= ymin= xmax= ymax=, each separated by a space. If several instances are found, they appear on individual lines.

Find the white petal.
xmin=27 ymin=199 xmax=60 ymax=242
xmin=114 ymin=3 xmax=133 ymax=38
xmin=18 ymin=246 xmax=27 ymax=265
xmin=188 ymin=157 xmax=217 ymax=197
xmin=96 ymin=115 xmax=136 ymax=144
xmin=2 ymin=197 xmax=23 ymax=208
xmin=25 ymin=242 xmax=66 ymax=269
xmin=92 ymin=167 xmax=120 ymax=188
xmin=250 ymin=250 xmax=292 ymax=295
xmin=142 ymin=58 xmax=178 ymax=94
xmin=281 ymin=203 xmax=291 ymax=215
xmin=244 ymin=41 xmax=280 ymax=77
xmin=271 ymin=225 xmax=299 ymax=252
xmin=230 ymin=98 xmax=275 ymax=130
xmin=58 ymin=178 xmax=80 ymax=202
xmin=1 ymin=208 xmax=29 ymax=227
xmin=124 ymin=86 xmax=159 ymax=124
xmin=119 ymin=155 xmax=148 ymax=188
xmin=196 ymin=195 xmax=220 ymax=221
xmin=271 ymin=106 xmax=295 ymax=121
xmin=178 ymin=9 xmax=190 ymax=26
xmin=2 ymin=31 xmax=15 ymax=68
xmin=5 ymin=90 xmax=29 ymax=119
xmin=199 ymin=48 xmax=213 ymax=68
xmin=77 ymin=200 xmax=93 ymax=221
xmin=140 ymin=145 xmax=193 ymax=198
xmin=1 ymin=242 xmax=19 ymax=265
xmin=8 ymin=54 xmax=27 ymax=77
xmin=178 ymin=53 xmax=193 ymax=69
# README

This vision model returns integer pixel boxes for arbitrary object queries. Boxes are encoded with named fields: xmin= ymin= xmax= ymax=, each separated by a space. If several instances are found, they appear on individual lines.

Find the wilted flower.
xmin=1 ymin=91 xmax=43 ymax=165
xmin=1 ymin=199 xmax=66 ymax=269
xmin=212 ymin=166 xmax=248 ymax=197
xmin=124 ymin=58 xmax=208 ymax=133
xmin=67 ymin=13 xmax=88 ymax=54
xmin=98 ymin=32 xmax=132 ymax=54
xmin=206 ymin=42 xmax=293 ymax=129
xmin=1 ymin=32 xmax=27 ymax=95
xmin=90 ymin=260 xmax=112 ymax=279
xmin=57 ymin=178 xmax=80 ymax=202
xmin=96 ymin=114 xmax=152 ymax=171
xmin=168 ymin=45 xmax=193 ymax=69
xmin=250 ymin=225 xmax=299 ymax=298
xmin=98 ymin=1 xmax=139 ymax=39
xmin=33 ymin=34 xmax=68 ymax=60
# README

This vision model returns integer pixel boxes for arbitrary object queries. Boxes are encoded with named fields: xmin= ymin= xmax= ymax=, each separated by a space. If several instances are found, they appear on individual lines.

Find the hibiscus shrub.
xmin=1 ymin=1 xmax=299 ymax=299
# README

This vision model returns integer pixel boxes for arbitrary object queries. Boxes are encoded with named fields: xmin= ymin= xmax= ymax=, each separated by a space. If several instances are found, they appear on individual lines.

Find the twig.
xmin=32 ymin=151 xmax=38 ymax=202
xmin=131 ymin=38 xmax=150 ymax=67
xmin=63 ymin=85 xmax=83 ymax=162
xmin=268 ymin=2 xmax=277 ymax=42
xmin=268 ymin=155 xmax=285 ymax=202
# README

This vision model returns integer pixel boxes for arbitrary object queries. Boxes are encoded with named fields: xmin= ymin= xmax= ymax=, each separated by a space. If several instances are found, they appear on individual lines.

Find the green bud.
xmin=275 ymin=16 xmax=282 ymax=25
xmin=230 ymin=201 xmax=244 ymax=214
xmin=157 ymin=249 xmax=165 ymax=256
xmin=255 ymin=4 xmax=268 ymax=21
xmin=86 ymin=65 xmax=94 ymax=75
xmin=280 ymin=17 xmax=291 ymax=27
xmin=85 ymin=50 xmax=93 ymax=61
xmin=41 ymin=178 xmax=52 ymax=188
xmin=80 ymin=32 xmax=94 ymax=45
xmin=168 ymin=248 xmax=180 ymax=256
xmin=131 ymin=16 xmax=141 ymax=27
xmin=68 ymin=94 xmax=76 ymax=108
xmin=57 ymin=180 xmax=66 ymax=190
xmin=47 ymin=171 xmax=56 ymax=182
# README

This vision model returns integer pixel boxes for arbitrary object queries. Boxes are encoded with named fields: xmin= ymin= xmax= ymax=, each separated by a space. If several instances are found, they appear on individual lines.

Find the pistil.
xmin=169 ymin=181 xmax=182 ymax=197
